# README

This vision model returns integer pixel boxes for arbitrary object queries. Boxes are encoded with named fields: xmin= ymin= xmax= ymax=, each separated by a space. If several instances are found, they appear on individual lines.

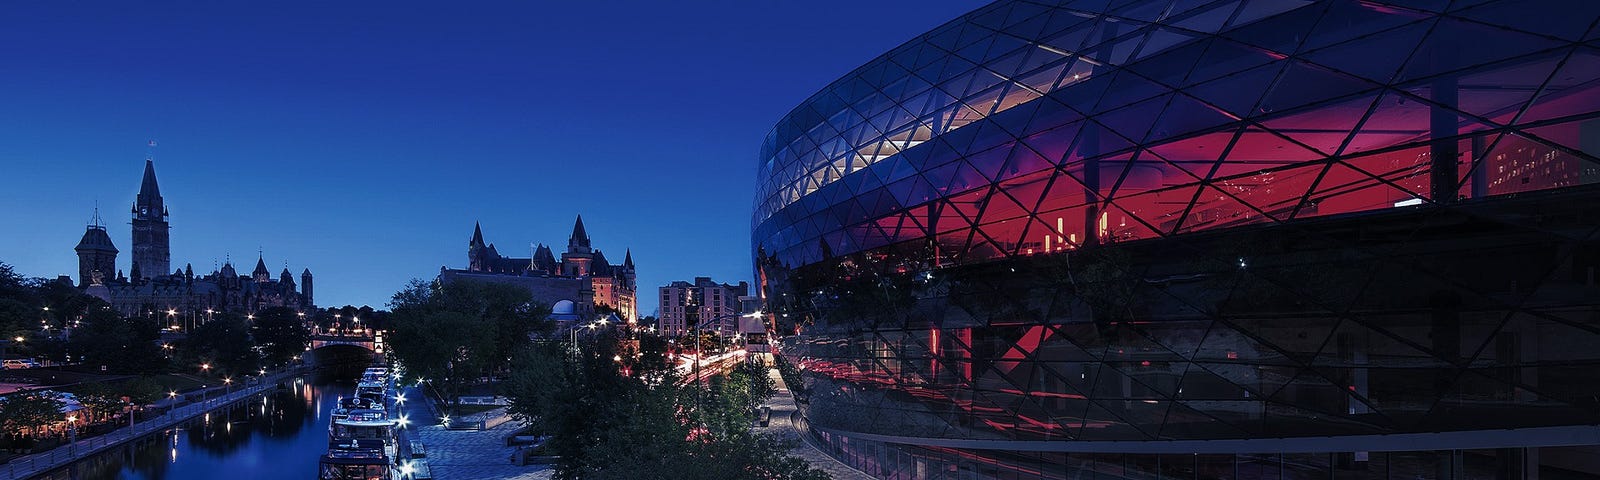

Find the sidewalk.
xmin=400 ymin=385 xmax=552 ymax=480
xmin=757 ymin=368 xmax=873 ymax=480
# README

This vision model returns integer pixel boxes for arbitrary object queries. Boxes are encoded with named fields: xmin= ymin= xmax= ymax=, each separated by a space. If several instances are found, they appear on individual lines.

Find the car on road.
xmin=2 ymin=359 xmax=35 ymax=370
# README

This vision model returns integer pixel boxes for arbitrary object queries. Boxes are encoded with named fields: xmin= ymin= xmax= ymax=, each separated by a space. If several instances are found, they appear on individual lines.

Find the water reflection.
xmin=39 ymin=372 xmax=355 ymax=480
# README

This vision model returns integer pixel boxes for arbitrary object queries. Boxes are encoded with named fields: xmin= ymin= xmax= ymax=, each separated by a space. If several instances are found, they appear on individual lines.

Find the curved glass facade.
xmin=755 ymin=1 xmax=1600 ymax=479
xmin=754 ymin=0 xmax=1600 ymax=269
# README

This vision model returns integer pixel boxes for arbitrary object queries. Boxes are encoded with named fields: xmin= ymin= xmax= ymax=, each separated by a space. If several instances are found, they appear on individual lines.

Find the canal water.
xmin=37 ymin=372 xmax=356 ymax=480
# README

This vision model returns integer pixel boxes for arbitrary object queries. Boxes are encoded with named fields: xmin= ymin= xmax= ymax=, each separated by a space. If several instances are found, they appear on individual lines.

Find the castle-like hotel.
xmin=438 ymin=217 xmax=637 ymax=322
xmin=72 ymin=160 xmax=314 ymax=317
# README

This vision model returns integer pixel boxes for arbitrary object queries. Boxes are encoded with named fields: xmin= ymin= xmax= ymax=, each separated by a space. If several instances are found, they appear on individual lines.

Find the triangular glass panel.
xmin=1521 ymin=120 xmax=1600 ymax=166
xmin=943 ymin=189 xmax=989 ymax=226
xmin=976 ymin=186 xmax=1032 ymax=225
xmin=1210 ymin=128 xmax=1325 ymax=180
xmin=995 ymin=141 xmax=1055 ymax=183
xmin=1516 ymin=47 xmax=1600 ymax=126
xmin=1012 ymin=215 xmax=1062 ymax=256
xmin=1145 ymin=92 xmax=1240 ymax=145
xmin=1298 ymin=156 xmax=1427 ymax=219
xmin=1175 ymin=183 xmax=1275 ymax=234
xmin=964 ymin=231 xmax=1008 ymax=260
xmin=1340 ymin=144 xmax=1435 ymax=200
xmin=1095 ymin=93 xmax=1170 ymax=143
xmin=967 ymin=143 xmax=1019 ymax=183
xmin=1091 ymin=70 xmax=1172 ymax=114
xmin=1067 ymin=121 xmax=1139 ymax=164
xmin=1398 ymin=17 xmax=1566 ymax=84
xmin=995 ymin=169 xmax=1054 ymax=213
xmin=1447 ymin=51 xmax=1568 ymax=125
xmin=1099 ymin=199 xmax=1165 ymax=243
xmin=1221 ymin=2 xmax=1323 ymax=54
xmin=1020 ymin=115 xmax=1083 ymax=161
xmin=1144 ymin=130 xmax=1236 ymax=180
xmin=1258 ymin=61 xmax=1382 ymax=118
xmin=1170 ymin=0 xmax=1239 ymax=34
xmin=1184 ymin=62 xmax=1285 ymax=118
xmin=1137 ymin=28 xmax=1200 ymax=63
xmin=1300 ymin=2 xmax=1432 ymax=52
xmin=1476 ymin=130 xmax=1600 ymax=195
xmin=1258 ymin=92 xmax=1378 ymax=156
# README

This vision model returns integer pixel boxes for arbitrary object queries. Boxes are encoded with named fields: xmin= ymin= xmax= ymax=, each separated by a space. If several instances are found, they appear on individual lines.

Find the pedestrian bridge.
xmin=310 ymin=333 xmax=383 ymax=353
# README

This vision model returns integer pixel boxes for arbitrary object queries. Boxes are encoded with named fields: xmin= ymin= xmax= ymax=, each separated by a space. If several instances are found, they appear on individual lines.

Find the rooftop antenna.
xmin=89 ymin=200 xmax=103 ymax=228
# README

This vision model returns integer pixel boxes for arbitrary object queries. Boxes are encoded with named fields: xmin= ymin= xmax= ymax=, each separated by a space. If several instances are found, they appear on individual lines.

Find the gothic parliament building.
xmin=73 ymin=160 xmax=315 ymax=317
xmin=438 ymin=216 xmax=637 ymax=322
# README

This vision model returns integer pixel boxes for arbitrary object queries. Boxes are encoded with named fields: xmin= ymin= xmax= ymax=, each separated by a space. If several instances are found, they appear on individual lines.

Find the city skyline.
xmin=0 ymin=1 xmax=980 ymax=312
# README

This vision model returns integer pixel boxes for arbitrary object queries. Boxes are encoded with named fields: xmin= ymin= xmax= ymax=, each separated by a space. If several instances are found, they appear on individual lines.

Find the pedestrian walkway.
xmin=2 ymin=369 xmax=300 ymax=479
xmin=399 ymin=386 xmax=552 ymax=480
xmin=757 ymin=367 xmax=873 ymax=480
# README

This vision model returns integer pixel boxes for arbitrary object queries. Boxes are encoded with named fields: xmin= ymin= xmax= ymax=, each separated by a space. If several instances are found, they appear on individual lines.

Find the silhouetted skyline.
xmin=0 ymin=1 xmax=979 ymax=312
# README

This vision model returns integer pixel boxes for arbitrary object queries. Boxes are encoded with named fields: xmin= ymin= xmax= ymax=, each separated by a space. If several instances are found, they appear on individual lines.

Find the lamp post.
xmin=66 ymin=414 xmax=77 ymax=457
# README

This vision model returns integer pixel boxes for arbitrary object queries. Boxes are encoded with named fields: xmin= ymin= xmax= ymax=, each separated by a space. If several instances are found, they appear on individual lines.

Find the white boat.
xmin=318 ymin=438 xmax=394 ymax=480
xmin=330 ymin=409 xmax=399 ymax=461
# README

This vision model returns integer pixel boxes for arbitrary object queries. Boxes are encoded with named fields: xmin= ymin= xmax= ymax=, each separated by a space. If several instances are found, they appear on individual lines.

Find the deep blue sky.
xmin=0 ymin=1 xmax=981 ymax=313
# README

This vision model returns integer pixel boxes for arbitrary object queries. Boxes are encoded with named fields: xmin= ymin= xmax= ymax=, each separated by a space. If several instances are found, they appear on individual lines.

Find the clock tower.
xmin=131 ymin=159 xmax=170 ymax=280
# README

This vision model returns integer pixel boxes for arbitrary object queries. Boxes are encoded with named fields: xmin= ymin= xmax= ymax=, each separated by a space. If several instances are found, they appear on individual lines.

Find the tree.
xmin=69 ymin=306 xmax=166 ymax=374
xmin=181 ymin=314 xmax=259 ymax=376
xmin=0 ymin=391 xmax=65 ymax=437
xmin=251 ymin=306 xmax=309 ymax=366
xmin=122 ymin=376 xmax=164 ymax=407
xmin=503 ymin=330 xmax=829 ymax=480
xmin=387 ymin=279 xmax=551 ymax=403
xmin=75 ymin=382 xmax=125 ymax=423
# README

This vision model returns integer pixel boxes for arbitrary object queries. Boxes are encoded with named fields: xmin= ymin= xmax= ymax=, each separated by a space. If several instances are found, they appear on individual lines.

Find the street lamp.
xmin=66 ymin=414 xmax=78 ymax=456
xmin=224 ymin=377 xmax=232 ymax=395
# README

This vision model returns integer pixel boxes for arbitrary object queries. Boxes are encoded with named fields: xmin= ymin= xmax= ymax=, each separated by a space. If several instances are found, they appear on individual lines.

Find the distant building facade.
xmin=439 ymin=216 xmax=637 ymax=322
xmin=658 ymin=277 xmax=748 ymax=337
xmin=74 ymin=159 xmax=314 ymax=317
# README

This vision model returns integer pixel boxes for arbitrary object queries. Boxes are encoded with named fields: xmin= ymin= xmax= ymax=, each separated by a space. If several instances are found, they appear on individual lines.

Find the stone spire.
xmin=567 ymin=215 xmax=591 ymax=254
xmin=253 ymin=254 xmax=270 ymax=282
xmin=135 ymin=159 xmax=163 ymax=215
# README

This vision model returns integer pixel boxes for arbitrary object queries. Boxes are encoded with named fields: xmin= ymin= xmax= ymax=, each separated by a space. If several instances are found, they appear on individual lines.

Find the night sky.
xmin=0 ymin=1 xmax=980 ymax=313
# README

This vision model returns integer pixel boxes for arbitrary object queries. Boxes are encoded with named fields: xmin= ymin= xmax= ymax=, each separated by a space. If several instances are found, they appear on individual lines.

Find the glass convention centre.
xmin=751 ymin=0 xmax=1600 ymax=479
